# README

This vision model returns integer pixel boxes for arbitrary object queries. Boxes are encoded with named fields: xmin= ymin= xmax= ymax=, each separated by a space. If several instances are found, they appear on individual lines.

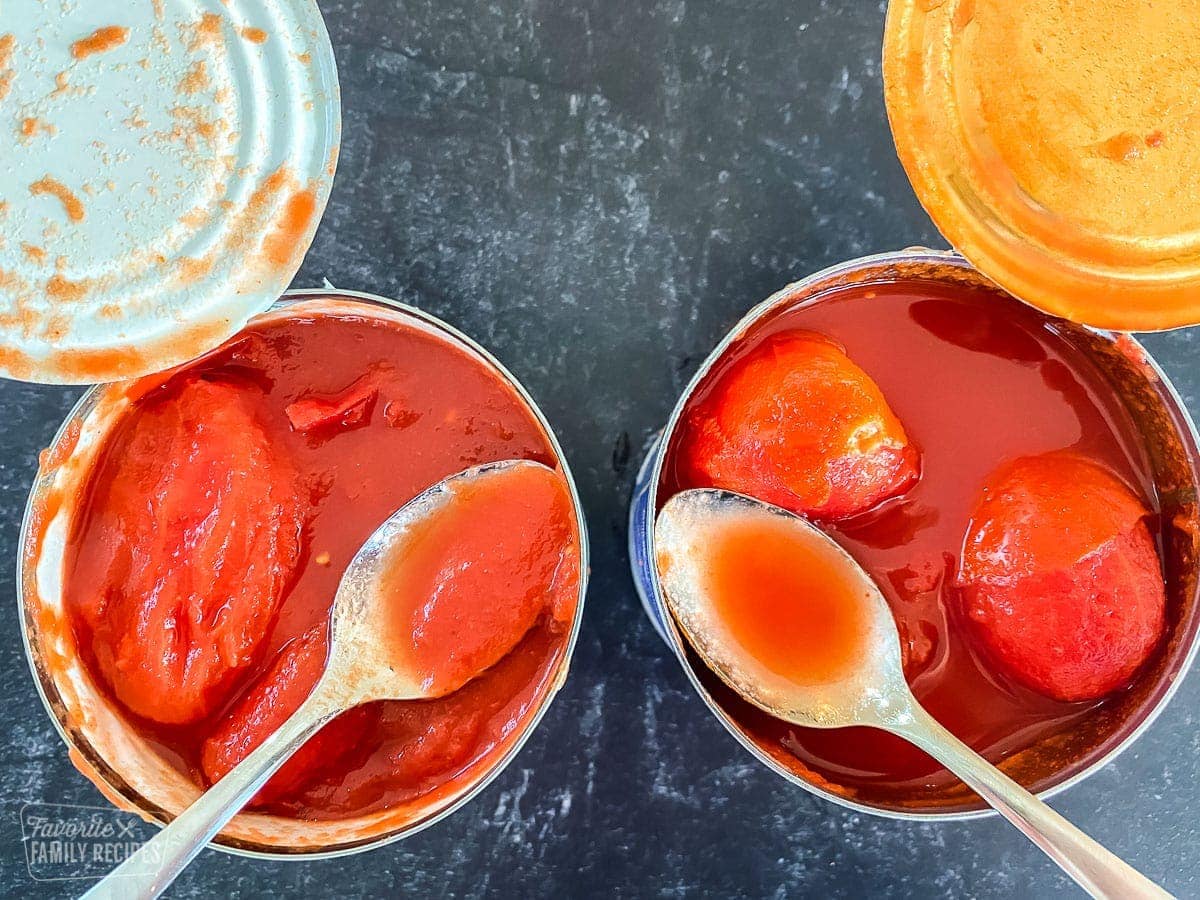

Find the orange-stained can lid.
xmin=0 ymin=0 xmax=339 ymax=384
xmin=884 ymin=0 xmax=1200 ymax=331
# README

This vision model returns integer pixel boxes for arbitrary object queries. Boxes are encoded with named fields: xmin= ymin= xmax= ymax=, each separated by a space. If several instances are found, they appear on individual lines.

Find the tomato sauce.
xmin=703 ymin=513 xmax=872 ymax=687
xmin=383 ymin=462 xmax=579 ymax=698
xmin=661 ymin=279 xmax=1166 ymax=807
xmin=62 ymin=308 xmax=580 ymax=821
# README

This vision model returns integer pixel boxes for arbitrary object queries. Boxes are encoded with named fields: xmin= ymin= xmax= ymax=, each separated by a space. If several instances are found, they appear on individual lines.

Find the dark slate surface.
xmin=2 ymin=1 xmax=1198 ymax=897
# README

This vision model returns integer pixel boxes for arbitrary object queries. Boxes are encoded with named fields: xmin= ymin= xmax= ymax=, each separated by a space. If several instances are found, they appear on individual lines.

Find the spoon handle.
xmin=80 ymin=687 xmax=342 ymax=900
xmin=895 ymin=703 xmax=1172 ymax=900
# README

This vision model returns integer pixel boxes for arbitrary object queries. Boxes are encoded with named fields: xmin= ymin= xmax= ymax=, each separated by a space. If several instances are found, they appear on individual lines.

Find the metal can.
xmin=19 ymin=288 xmax=590 ymax=857
xmin=629 ymin=249 xmax=1200 ymax=820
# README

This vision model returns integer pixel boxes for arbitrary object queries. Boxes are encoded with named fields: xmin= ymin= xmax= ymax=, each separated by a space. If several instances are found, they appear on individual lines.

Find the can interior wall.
xmin=629 ymin=250 xmax=1200 ymax=820
xmin=19 ymin=290 xmax=591 ymax=858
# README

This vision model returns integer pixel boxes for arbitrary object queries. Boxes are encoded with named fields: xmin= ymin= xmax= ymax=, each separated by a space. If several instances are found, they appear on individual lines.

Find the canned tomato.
xmin=629 ymin=249 xmax=1200 ymax=819
xmin=20 ymin=289 xmax=589 ymax=857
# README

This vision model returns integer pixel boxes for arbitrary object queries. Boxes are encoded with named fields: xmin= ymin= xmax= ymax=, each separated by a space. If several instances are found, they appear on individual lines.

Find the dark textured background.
xmin=3 ymin=1 xmax=1198 ymax=897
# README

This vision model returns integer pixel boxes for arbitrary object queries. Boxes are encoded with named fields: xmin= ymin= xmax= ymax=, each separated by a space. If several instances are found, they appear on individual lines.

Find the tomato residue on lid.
xmin=0 ymin=0 xmax=336 ymax=385
xmin=19 ymin=117 xmax=56 ymax=140
xmin=46 ymin=274 xmax=89 ymax=302
xmin=30 ymin=176 xmax=85 ymax=222
xmin=186 ymin=13 xmax=225 ymax=51
xmin=884 ymin=0 xmax=1200 ymax=329
xmin=70 ymin=26 xmax=130 ymax=61
xmin=261 ymin=188 xmax=317 ymax=267
xmin=0 ymin=33 xmax=14 ymax=101
xmin=702 ymin=513 xmax=870 ymax=687
xmin=177 ymin=60 xmax=209 ymax=95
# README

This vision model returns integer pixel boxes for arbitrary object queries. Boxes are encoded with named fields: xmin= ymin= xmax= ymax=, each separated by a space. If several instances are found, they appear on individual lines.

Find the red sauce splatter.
xmin=62 ymin=310 xmax=579 ymax=819
xmin=46 ymin=274 xmax=88 ymax=301
xmin=661 ymin=279 xmax=1165 ymax=807
xmin=19 ymin=118 xmax=56 ymax=139
xmin=187 ymin=13 xmax=224 ymax=51
xmin=0 ymin=34 xmax=14 ymax=101
xmin=178 ymin=60 xmax=209 ymax=95
xmin=951 ymin=0 xmax=976 ymax=31
xmin=9 ymin=316 xmax=231 ymax=383
xmin=1097 ymin=131 xmax=1144 ymax=162
xmin=262 ymin=189 xmax=317 ymax=267
xmin=239 ymin=26 xmax=268 ymax=44
xmin=39 ymin=417 xmax=82 ymax=474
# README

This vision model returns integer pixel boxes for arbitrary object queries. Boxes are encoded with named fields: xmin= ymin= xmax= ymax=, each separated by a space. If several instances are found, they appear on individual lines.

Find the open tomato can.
xmin=20 ymin=288 xmax=590 ymax=856
xmin=629 ymin=249 xmax=1200 ymax=819
xmin=7 ymin=1 xmax=588 ymax=860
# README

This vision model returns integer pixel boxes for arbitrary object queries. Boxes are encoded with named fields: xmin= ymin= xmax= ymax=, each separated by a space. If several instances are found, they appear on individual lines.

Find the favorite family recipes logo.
xmin=20 ymin=803 xmax=156 ymax=881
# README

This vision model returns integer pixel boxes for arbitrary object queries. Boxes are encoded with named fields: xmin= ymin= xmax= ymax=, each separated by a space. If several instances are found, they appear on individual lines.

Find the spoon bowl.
xmin=655 ymin=488 xmax=1172 ymax=900
xmin=656 ymin=488 xmax=910 ymax=729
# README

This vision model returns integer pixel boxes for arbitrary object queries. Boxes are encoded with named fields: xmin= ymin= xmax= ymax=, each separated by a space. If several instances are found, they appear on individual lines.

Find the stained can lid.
xmin=0 ymin=0 xmax=339 ymax=383
xmin=884 ymin=0 xmax=1200 ymax=332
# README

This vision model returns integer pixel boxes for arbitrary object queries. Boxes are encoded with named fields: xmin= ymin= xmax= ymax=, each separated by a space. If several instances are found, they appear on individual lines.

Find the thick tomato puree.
xmin=63 ymin=309 xmax=580 ymax=820
xmin=662 ymin=280 xmax=1168 ymax=806
xmin=383 ymin=464 xmax=579 ymax=699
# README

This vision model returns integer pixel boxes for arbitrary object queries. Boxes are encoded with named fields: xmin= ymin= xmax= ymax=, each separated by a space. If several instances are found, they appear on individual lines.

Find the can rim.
xmin=639 ymin=248 xmax=1200 ymax=821
xmin=17 ymin=286 xmax=591 ymax=858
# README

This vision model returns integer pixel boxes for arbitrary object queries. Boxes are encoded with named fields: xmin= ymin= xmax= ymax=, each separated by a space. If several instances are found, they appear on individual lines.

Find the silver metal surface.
xmin=0 ymin=0 xmax=340 ymax=383
xmin=654 ymin=488 xmax=1173 ymax=898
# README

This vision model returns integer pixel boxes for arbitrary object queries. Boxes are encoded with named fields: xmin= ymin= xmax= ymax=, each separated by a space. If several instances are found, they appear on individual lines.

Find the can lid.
xmin=0 ymin=0 xmax=339 ymax=383
xmin=884 ymin=1 xmax=1200 ymax=332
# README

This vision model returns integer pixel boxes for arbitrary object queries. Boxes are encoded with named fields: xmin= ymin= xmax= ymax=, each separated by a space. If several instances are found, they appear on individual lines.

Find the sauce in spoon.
xmin=702 ymin=513 xmax=870 ymax=687
xmin=383 ymin=460 xmax=578 ymax=697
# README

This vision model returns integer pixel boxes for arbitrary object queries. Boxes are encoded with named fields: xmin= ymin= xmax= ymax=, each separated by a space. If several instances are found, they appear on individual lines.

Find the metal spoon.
xmin=655 ymin=488 xmax=1172 ymax=900
xmin=83 ymin=459 xmax=553 ymax=900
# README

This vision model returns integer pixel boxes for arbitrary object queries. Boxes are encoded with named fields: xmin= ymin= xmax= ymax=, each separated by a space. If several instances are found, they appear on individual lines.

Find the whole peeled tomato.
xmin=68 ymin=376 xmax=303 ymax=725
xmin=681 ymin=331 xmax=920 ymax=519
xmin=957 ymin=453 xmax=1166 ymax=702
